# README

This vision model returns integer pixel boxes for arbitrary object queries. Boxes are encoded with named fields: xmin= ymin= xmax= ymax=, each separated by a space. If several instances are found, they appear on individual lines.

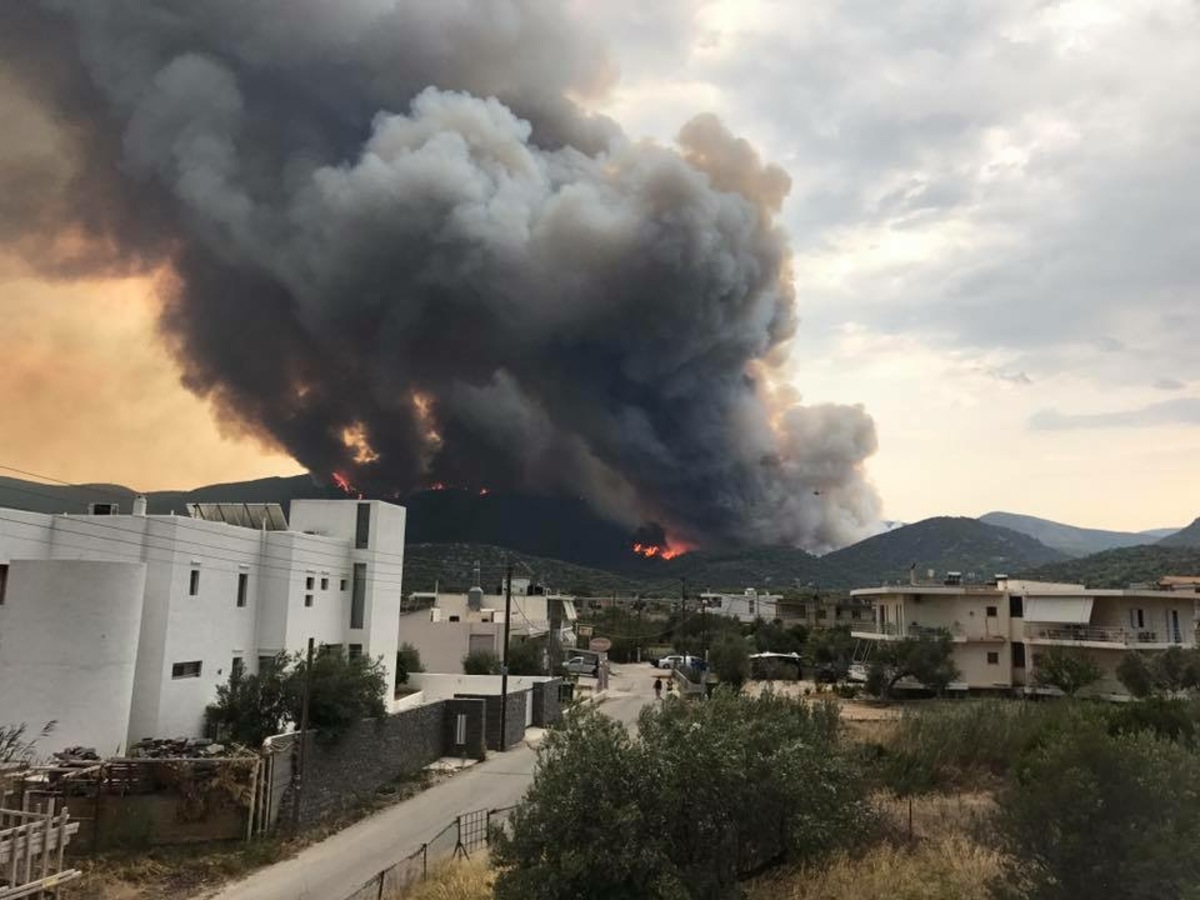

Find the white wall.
xmin=408 ymin=672 xmax=552 ymax=701
xmin=0 ymin=560 xmax=146 ymax=755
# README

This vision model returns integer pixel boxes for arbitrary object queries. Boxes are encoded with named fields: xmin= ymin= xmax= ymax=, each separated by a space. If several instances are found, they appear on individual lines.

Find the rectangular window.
xmin=355 ymin=502 xmax=371 ymax=549
xmin=237 ymin=572 xmax=248 ymax=608
xmin=304 ymin=594 xmax=314 ymax=607
xmin=987 ymin=652 xmax=999 ymax=665
xmin=851 ymin=609 xmax=861 ymax=620
xmin=1131 ymin=608 xmax=1145 ymax=629
xmin=834 ymin=608 xmax=843 ymax=619
xmin=1013 ymin=642 xmax=1026 ymax=668
xmin=1009 ymin=596 xmax=1024 ymax=618
xmin=348 ymin=643 xmax=363 ymax=660
xmin=258 ymin=655 xmax=276 ymax=673
xmin=0 ymin=563 xmax=8 ymax=605
xmin=172 ymin=660 xmax=202 ymax=679
xmin=340 ymin=578 xmax=348 ymax=591
xmin=320 ymin=576 xmax=329 ymax=591
xmin=986 ymin=606 xmax=998 ymax=618
xmin=305 ymin=575 xmax=314 ymax=590
xmin=449 ymin=615 xmax=460 ymax=623
xmin=351 ymin=562 xmax=366 ymax=629
xmin=188 ymin=569 xmax=200 ymax=596
xmin=231 ymin=657 xmax=245 ymax=680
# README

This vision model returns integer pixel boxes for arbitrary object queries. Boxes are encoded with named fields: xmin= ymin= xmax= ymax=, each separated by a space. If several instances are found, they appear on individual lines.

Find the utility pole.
xmin=498 ymin=557 xmax=513 ymax=751
xmin=291 ymin=636 xmax=315 ymax=833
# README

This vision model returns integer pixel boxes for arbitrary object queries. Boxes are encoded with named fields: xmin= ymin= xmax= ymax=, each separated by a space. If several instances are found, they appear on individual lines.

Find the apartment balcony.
xmin=1025 ymin=623 xmax=1193 ymax=649
xmin=850 ymin=623 xmax=1003 ymax=643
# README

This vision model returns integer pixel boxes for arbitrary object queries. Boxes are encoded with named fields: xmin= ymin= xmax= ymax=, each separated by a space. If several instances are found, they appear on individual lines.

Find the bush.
xmin=709 ymin=632 xmax=750 ymax=688
xmin=462 ymin=649 xmax=501 ymax=675
xmin=492 ymin=692 xmax=875 ymax=900
xmin=994 ymin=723 xmax=1200 ymax=899
xmin=0 ymin=722 xmax=56 ymax=764
xmin=207 ymin=648 xmax=387 ymax=745
xmin=395 ymin=643 xmax=424 ymax=686
xmin=1031 ymin=646 xmax=1102 ymax=696
xmin=505 ymin=638 xmax=546 ymax=676
xmin=1117 ymin=647 xmax=1200 ymax=697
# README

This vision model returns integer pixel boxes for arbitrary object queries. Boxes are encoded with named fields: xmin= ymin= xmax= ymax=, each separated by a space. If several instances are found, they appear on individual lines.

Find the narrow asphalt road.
xmin=207 ymin=664 xmax=660 ymax=900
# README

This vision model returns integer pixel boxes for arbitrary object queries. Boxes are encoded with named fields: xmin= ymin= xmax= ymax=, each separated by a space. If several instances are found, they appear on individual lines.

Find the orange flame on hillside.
xmin=631 ymin=541 xmax=690 ymax=561
xmin=331 ymin=470 xmax=363 ymax=499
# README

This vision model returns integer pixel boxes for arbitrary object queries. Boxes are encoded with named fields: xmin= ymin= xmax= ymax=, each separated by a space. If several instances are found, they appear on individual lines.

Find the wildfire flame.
xmin=427 ymin=481 xmax=446 ymax=491
xmin=331 ymin=470 xmax=363 ymax=499
xmin=479 ymin=487 xmax=490 ymax=496
xmin=631 ymin=542 xmax=688 ymax=561
xmin=340 ymin=421 xmax=381 ymax=465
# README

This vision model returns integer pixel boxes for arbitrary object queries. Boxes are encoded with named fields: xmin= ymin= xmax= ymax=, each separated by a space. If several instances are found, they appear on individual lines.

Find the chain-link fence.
xmin=342 ymin=805 xmax=517 ymax=900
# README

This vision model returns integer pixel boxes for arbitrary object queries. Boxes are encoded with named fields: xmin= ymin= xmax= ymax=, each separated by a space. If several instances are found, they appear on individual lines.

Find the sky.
xmin=3 ymin=0 xmax=1199 ymax=532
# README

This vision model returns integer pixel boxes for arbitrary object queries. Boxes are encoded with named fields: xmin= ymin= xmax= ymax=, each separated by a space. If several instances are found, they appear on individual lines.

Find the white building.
xmin=399 ymin=577 xmax=577 ymax=673
xmin=850 ymin=575 xmax=1200 ymax=696
xmin=698 ymin=588 xmax=783 ymax=623
xmin=0 ymin=498 xmax=406 ymax=753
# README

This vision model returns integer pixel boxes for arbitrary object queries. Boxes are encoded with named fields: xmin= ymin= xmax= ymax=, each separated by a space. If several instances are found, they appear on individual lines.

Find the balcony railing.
xmin=850 ymin=623 xmax=959 ymax=639
xmin=1026 ymin=624 xmax=1183 ymax=646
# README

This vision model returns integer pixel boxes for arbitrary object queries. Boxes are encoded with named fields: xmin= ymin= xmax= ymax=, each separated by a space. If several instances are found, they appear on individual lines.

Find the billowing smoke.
xmin=0 ymin=1 xmax=880 ymax=551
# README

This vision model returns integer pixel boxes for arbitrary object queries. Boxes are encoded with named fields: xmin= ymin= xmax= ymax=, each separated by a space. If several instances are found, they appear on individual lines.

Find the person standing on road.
xmin=654 ymin=678 xmax=663 ymax=701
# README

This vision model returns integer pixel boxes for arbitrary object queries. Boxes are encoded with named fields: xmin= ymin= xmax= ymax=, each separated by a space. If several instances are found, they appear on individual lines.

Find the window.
xmin=304 ymin=594 xmax=314 ymax=607
xmin=237 ymin=572 xmax=248 ymax=607
xmin=986 ymin=605 xmax=998 ymax=618
xmin=851 ymin=609 xmax=861 ymax=620
xmin=1130 ymin=608 xmax=1146 ymax=629
xmin=188 ymin=568 xmax=200 ymax=596
xmin=305 ymin=575 xmax=315 ymax=590
xmin=348 ymin=644 xmax=363 ymax=660
xmin=449 ymin=615 xmax=460 ymax=623
xmin=987 ymin=652 xmax=1000 ymax=665
xmin=797 ymin=604 xmax=806 ymax=617
xmin=355 ymin=502 xmax=371 ymax=549
xmin=258 ymin=655 xmax=277 ymax=673
xmin=351 ymin=563 xmax=366 ymax=629
xmin=172 ymin=661 xmax=202 ymax=679
xmin=834 ymin=607 xmax=843 ymax=619
xmin=340 ymin=578 xmax=348 ymax=591
xmin=320 ymin=576 xmax=329 ymax=591
xmin=231 ymin=657 xmax=245 ymax=679
xmin=748 ymin=599 xmax=756 ymax=615
xmin=1009 ymin=596 xmax=1024 ymax=618
xmin=0 ymin=563 xmax=8 ymax=605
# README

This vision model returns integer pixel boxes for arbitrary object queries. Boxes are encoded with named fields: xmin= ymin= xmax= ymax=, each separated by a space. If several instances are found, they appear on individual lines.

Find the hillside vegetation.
xmin=1020 ymin=544 xmax=1200 ymax=587
xmin=1159 ymin=516 xmax=1200 ymax=548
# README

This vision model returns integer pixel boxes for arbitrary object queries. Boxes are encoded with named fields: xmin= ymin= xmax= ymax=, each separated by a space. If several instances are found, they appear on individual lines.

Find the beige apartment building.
xmin=850 ymin=576 xmax=1200 ymax=697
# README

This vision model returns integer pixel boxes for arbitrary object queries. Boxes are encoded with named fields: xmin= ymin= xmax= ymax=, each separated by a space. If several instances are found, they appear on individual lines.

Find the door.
xmin=1171 ymin=609 xmax=1182 ymax=644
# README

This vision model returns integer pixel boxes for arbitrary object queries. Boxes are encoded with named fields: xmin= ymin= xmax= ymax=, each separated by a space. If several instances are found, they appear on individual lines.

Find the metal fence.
xmin=342 ymin=806 xmax=516 ymax=900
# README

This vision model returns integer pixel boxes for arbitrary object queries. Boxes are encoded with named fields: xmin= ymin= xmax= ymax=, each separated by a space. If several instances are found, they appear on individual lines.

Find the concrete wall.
xmin=409 ymin=672 xmax=553 ymax=700
xmin=398 ymin=615 xmax=501 ymax=674
xmin=0 ymin=559 xmax=146 ymax=755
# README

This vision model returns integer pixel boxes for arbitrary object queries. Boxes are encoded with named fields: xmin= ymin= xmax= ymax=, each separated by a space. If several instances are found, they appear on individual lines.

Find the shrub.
xmin=994 ymin=724 xmax=1200 ymax=899
xmin=505 ymin=638 xmax=546 ymax=676
xmin=395 ymin=643 xmax=424 ymax=686
xmin=492 ymin=692 xmax=874 ymax=900
xmin=709 ymin=632 xmax=750 ymax=688
xmin=1031 ymin=646 xmax=1102 ymax=696
xmin=0 ymin=722 xmax=56 ymax=764
xmin=462 ymin=649 xmax=501 ymax=675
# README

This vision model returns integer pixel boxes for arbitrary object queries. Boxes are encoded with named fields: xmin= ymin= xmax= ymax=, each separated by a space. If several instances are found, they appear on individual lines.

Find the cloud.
xmin=1155 ymin=377 xmax=1186 ymax=391
xmin=1030 ymin=398 xmax=1200 ymax=431
xmin=985 ymin=368 xmax=1033 ymax=386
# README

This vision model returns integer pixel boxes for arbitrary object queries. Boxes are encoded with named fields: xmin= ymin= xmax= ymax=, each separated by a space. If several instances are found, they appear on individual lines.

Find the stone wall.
xmin=531 ymin=678 xmax=563 ymax=727
xmin=456 ymin=690 xmax=528 ymax=750
xmin=284 ymin=701 xmax=446 ymax=825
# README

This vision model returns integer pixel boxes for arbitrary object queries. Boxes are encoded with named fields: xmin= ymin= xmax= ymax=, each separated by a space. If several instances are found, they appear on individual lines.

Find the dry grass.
xmin=749 ymin=793 xmax=1005 ymax=900
xmin=391 ymin=858 xmax=494 ymax=900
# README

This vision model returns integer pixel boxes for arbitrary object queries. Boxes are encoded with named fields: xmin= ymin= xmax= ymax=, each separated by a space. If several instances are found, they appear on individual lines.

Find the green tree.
xmin=709 ymin=632 xmax=750 ymax=688
xmin=207 ymin=648 xmax=387 ymax=745
xmin=1118 ymin=647 xmax=1200 ymax=698
xmin=994 ymin=724 xmax=1200 ymax=899
xmin=492 ymin=692 xmax=875 ymax=900
xmin=1116 ymin=651 xmax=1156 ymax=698
xmin=1032 ymin=646 xmax=1103 ymax=696
xmin=806 ymin=625 xmax=856 ymax=681
xmin=866 ymin=631 xmax=959 ymax=699
xmin=463 ymin=649 xmax=501 ymax=675
xmin=395 ymin=642 xmax=424 ymax=687
xmin=506 ymin=637 xmax=546 ymax=676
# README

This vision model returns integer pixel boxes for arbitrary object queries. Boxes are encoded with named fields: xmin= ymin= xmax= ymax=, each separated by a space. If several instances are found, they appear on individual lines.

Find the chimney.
xmin=132 ymin=495 xmax=148 ymax=517
xmin=468 ymin=586 xmax=483 ymax=612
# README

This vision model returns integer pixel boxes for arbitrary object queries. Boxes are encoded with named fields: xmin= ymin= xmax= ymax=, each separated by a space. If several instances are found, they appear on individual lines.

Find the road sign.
xmin=589 ymin=637 xmax=613 ymax=653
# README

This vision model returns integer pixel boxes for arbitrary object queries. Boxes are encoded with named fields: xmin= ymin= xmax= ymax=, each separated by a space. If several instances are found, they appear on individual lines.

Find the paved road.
xmin=208 ymin=664 xmax=659 ymax=900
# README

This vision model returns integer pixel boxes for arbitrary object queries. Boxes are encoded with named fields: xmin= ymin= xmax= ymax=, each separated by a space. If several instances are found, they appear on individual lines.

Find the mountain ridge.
xmin=979 ymin=510 xmax=1179 ymax=557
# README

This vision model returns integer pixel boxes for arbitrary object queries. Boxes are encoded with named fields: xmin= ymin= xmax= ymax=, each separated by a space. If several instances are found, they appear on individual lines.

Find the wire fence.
xmin=342 ymin=805 xmax=517 ymax=900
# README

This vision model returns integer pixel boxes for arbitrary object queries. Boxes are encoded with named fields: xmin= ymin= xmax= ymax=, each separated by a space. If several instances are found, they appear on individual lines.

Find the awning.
xmin=1024 ymin=597 xmax=1094 ymax=624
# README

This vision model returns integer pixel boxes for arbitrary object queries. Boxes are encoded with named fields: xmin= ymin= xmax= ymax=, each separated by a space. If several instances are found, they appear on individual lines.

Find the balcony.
xmin=1025 ymin=623 xmax=1190 ymax=648
xmin=850 ymin=623 xmax=994 ymax=642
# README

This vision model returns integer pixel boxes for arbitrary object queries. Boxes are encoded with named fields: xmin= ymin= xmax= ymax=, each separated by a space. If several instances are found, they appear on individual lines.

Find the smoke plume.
xmin=0 ymin=1 xmax=880 ymax=551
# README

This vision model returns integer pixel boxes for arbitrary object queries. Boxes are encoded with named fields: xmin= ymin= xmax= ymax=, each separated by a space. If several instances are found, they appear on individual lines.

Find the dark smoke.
xmin=0 ymin=1 xmax=880 ymax=551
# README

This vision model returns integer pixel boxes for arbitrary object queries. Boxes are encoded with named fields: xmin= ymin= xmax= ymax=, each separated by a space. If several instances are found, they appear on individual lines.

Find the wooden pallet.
xmin=0 ymin=800 xmax=81 ymax=899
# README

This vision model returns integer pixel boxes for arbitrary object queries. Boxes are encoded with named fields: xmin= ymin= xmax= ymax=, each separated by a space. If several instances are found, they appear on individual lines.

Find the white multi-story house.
xmin=400 ymin=577 xmax=577 ymax=673
xmin=698 ymin=588 xmax=783 ymax=623
xmin=0 ymin=498 xmax=406 ymax=753
xmin=849 ymin=575 xmax=1200 ymax=696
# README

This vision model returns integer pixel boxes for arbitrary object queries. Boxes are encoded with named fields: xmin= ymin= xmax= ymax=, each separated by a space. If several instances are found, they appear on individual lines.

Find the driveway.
xmin=207 ymin=664 xmax=657 ymax=900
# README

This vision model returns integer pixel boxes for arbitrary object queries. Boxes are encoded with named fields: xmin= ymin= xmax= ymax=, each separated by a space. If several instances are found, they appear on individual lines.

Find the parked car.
xmin=657 ymin=654 xmax=705 ymax=671
xmin=562 ymin=656 xmax=599 ymax=677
